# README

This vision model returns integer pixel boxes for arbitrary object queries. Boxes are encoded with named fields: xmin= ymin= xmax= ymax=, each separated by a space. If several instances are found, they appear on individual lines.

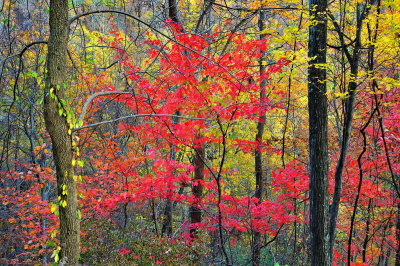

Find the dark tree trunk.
xmin=308 ymin=0 xmax=329 ymax=264
xmin=168 ymin=0 xmax=179 ymax=24
xmin=161 ymin=198 xmax=172 ymax=236
xmin=362 ymin=199 xmax=372 ymax=263
xmin=252 ymin=9 xmax=267 ymax=266
xmin=161 ymin=0 xmax=182 ymax=237
xmin=190 ymin=145 xmax=205 ymax=237
xmin=44 ymin=0 xmax=80 ymax=264
xmin=161 ymin=113 xmax=180 ymax=236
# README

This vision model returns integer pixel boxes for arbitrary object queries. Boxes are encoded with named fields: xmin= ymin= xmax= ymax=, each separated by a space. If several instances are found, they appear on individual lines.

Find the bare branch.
xmin=74 ymin=114 xmax=212 ymax=131
xmin=0 ymin=40 xmax=47 ymax=78
xmin=68 ymin=9 xmax=243 ymax=86
xmin=206 ymin=0 xmax=302 ymax=12
xmin=78 ymin=91 xmax=133 ymax=122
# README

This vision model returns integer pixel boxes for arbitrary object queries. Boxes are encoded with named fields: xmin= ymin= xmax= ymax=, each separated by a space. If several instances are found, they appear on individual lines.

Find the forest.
xmin=0 ymin=0 xmax=399 ymax=265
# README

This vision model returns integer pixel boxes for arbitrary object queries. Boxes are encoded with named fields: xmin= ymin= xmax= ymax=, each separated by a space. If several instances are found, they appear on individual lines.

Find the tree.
xmin=308 ymin=0 xmax=329 ymax=264
xmin=251 ymin=9 xmax=267 ymax=266
xmin=43 ymin=0 xmax=80 ymax=264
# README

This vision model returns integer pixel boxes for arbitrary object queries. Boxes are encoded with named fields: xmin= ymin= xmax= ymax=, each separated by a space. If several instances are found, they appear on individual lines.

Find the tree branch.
xmin=69 ymin=9 xmax=243 ymax=86
xmin=78 ymin=91 xmax=133 ymax=122
xmin=74 ymin=114 xmax=212 ymax=131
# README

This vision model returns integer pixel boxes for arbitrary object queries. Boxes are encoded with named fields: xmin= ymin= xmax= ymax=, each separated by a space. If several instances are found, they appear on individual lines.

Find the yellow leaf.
xmin=334 ymin=91 xmax=349 ymax=99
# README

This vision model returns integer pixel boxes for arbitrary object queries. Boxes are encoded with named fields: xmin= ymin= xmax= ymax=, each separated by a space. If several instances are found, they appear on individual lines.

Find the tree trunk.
xmin=44 ymin=0 xmax=80 ymax=264
xmin=252 ymin=9 xmax=267 ymax=266
xmin=189 ymin=145 xmax=205 ymax=238
xmin=161 ymin=113 xmax=180 ymax=236
xmin=362 ymin=199 xmax=372 ymax=263
xmin=308 ymin=0 xmax=329 ymax=264
xmin=161 ymin=0 xmax=182 ymax=237
xmin=168 ymin=0 xmax=179 ymax=23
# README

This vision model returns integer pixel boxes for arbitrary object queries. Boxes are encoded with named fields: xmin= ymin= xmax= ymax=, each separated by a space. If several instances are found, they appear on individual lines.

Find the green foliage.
xmin=226 ymin=245 xmax=277 ymax=265
xmin=80 ymin=223 xmax=207 ymax=265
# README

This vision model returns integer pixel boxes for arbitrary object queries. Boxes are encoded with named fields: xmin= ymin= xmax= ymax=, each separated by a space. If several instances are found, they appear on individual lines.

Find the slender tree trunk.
xmin=161 ymin=114 xmax=180 ymax=236
xmin=347 ymin=113 xmax=373 ymax=265
xmin=328 ymin=54 xmax=360 ymax=262
xmin=378 ymin=223 xmax=389 ymax=265
xmin=44 ymin=0 xmax=80 ymax=264
xmin=251 ymin=9 xmax=267 ymax=266
xmin=328 ymin=4 xmax=375 ymax=262
xmin=308 ymin=0 xmax=329 ymax=264
xmin=362 ymin=199 xmax=372 ymax=263
xmin=164 ymin=0 xmax=206 ymax=240
xmin=161 ymin=0 xmax=182 ymax=237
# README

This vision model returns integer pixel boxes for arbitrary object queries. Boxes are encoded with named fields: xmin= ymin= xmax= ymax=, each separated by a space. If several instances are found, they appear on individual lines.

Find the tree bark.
xmin=189 ymin=145 xmax=205 ymax=238
xmin=308 ymin=0 xmax=329 ymax=264
xmin=44 ymin=0 xmax=80 ymax=264
xmin=252 ymin=9 xmax=267 ymax=266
